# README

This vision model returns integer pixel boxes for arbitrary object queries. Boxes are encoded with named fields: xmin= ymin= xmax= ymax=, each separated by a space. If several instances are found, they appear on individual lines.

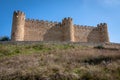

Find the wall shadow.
xmin=87 ymin=28 xmax=100 ymax=43
xmin=43 ymin=24 xmax=64 ymax=41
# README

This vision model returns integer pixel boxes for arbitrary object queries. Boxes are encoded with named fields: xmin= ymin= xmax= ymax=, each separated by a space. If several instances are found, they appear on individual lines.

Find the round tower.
xmin=11 ymin=10 xmax=25 ymax=41
xmin=97 ymin=23 xmax=109 ymax=42
xmin=62 ymin=17 xmax=74 ymax=42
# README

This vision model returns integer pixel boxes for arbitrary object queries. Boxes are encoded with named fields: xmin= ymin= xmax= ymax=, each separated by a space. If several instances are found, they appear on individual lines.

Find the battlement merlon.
xmin=62 ymin=17 xmax=73 ymax=25
xmin=97 ymin=23 xmax=107 ymax=28
xmin=14 ymin=10 xmax=25 ymax=17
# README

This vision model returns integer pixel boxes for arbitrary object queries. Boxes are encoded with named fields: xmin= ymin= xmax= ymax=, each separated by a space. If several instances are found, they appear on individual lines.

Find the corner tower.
xmin=97 ymin=23 xmax=109 ymax=42
xmin=62 ymin=17 xmax=74 ymax=41
xmin=11 ymin=10 xmax=25 ymax=41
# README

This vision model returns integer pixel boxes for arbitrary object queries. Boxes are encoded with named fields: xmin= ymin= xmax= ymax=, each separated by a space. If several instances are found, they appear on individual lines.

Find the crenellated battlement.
xmin=74 ymin=24 xmax=95 ymax=30
xmin=14 ymin=10 xmax=25 ymax=16
xmin=62 ymin=17 xmax=72 ymax=21
xmin=62 ymin=17 xmax=72 ymax=24
xmin=25 ymin=18 xmax=59 ymax=24
xmin=97 ymin=23 xmax=107 ymax=27
xmin=11 ymin=10 xmax=109 ymax=42
xmin=25 ymin=18 xmax=62 ymax=28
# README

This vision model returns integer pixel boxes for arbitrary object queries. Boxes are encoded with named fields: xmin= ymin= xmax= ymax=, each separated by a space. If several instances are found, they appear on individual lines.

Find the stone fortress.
xmin=11 ymin=10 xmax=109 ymax=43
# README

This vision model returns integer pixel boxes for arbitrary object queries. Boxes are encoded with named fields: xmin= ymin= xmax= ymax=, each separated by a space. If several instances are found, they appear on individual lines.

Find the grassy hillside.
xmin=0 ymin=43 xmax=120 ymax=80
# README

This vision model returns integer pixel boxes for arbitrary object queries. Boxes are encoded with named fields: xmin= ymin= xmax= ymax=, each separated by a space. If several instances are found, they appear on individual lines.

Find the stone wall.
xmin=24 ymin=19 xmax=63 ymax=41
xmin=74 ymin=25 xmax=100 ymax=42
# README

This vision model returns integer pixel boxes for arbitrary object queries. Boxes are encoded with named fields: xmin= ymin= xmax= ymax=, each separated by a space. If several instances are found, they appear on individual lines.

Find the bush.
xmin=0 ymin=36 xmax=10 ymax=41
xmin=94 ymin=45 xmax=105 ymax=49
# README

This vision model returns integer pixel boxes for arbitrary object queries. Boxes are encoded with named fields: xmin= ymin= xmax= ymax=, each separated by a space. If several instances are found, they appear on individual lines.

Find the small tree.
xmin=0 ymin=36 xmax=10 ymax=41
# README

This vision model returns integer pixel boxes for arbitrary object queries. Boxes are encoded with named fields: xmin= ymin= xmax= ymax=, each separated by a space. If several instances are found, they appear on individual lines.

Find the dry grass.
xmin=0 ymin=43 xmax=120 ymax=80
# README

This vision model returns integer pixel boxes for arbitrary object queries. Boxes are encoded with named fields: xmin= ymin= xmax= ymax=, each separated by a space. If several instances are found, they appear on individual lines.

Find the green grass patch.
xmin=0 ymin=43 xmax=77 ymax=58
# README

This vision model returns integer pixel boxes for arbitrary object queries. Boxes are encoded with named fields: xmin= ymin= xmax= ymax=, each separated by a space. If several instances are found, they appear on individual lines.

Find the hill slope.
xmin=0 ymin=42 xmax=120 ymax=80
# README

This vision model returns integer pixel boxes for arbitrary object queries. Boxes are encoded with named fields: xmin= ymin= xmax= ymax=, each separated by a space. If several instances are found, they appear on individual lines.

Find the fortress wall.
xmin=24 ymin=19 xmax=63 ymax=41
xmin=74 ymin=25 xmax=100 ymax=42
xmin=11 ymin=10 xmax=109 ymax=42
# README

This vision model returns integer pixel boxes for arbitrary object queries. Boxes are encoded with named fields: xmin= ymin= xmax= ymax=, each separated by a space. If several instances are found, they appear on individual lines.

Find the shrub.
xmin=94 ymin=45 xmax=105 ymax=49
xmin=83 ymin=55 xmax=113 ymax=65
xmin=0 ymin=36 xmax=10 ymax=41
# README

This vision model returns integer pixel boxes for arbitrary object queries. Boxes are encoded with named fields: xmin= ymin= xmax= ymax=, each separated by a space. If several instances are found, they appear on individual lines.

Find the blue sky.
xmin=0 ymin=0 xmax=120 ymax=43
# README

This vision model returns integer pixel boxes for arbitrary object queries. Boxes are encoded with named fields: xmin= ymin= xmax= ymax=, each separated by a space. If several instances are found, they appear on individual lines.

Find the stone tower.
xmin=62 ymin=17 xmax=74 ymax=41
xmin=97 ymin=23 xmax=109 ymax=42
xmin=11 ymin=10 xmax=25 ymax=41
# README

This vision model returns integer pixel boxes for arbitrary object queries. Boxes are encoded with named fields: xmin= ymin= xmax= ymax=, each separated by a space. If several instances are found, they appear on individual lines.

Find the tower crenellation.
xmin=97 ymin=23 xmax=107 ymax=27
xmin=14 ymin=10 xmax=25 ymax=18
xmin=62 ymin=17 xmax=72 ymax=25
